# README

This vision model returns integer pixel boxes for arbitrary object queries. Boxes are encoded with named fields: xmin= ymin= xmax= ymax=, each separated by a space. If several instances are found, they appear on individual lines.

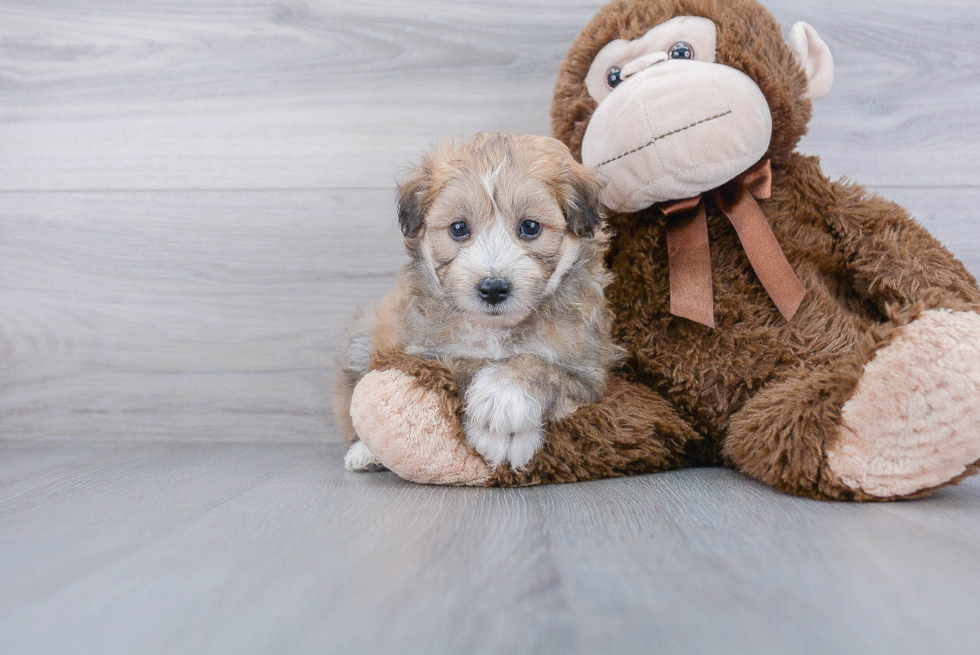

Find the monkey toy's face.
xmin=554 ymin=0 xmax=835 ymax=214
xmin=583 ymin=16 xmax=772 ymax=212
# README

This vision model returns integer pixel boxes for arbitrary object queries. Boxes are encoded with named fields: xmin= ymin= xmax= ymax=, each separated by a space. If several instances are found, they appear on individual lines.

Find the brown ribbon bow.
xmin=658 ymin=159 xmax=805 ymax=329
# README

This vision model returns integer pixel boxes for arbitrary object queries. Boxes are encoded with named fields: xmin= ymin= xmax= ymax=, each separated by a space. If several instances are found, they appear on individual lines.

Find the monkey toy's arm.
xmin=826 ymin=179 xmax=980 ymax=310
xmin=349 ymin=349 xmax=704 ymax=486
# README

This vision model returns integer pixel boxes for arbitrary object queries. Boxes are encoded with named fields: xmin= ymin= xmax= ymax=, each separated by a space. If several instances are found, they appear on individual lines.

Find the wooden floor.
xmin=3 ymin=442 xmax=980 ymax=655
xmin=1 ymin=0 xmax=979 ymax=652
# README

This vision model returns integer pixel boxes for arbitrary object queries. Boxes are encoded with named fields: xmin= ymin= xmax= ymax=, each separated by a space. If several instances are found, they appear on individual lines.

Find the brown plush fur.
xmin=370 ymin=349 xmax=705 ymax=487
xmin=548 ymin=0 xmax=980 ymax=499
xmin=363 ymin=0 xmax=980 ymax=499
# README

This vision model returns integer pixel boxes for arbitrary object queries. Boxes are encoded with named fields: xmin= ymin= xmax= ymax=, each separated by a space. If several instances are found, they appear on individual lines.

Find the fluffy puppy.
xmin=335 ymin=132 xmax=623 ymax=471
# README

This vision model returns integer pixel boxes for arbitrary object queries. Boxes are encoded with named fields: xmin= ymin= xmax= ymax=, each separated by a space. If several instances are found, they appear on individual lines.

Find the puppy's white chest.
xmin=452 ymin=322 xmax=517 ymax=360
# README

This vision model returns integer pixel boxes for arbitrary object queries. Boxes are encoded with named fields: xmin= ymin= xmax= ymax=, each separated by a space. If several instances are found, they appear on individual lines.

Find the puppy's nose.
xmin=477 ymin=277 xmax=511 ymax=305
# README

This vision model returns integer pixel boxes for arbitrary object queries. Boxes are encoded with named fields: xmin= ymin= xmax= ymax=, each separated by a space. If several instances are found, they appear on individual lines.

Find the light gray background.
xmin=1 ymin=1 xmax=979 ymax=653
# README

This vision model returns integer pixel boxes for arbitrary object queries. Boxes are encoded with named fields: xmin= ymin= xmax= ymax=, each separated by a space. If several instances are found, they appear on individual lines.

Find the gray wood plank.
xmin=0 ymin=189 xmax=401 ymax=442
xmin=1 ymin=0 xmax=978 ymax=190
xmin=537 ymin=473 xmax=980 ymax=654
xmin=1 ymin=187 xmax=976 ymax=444
xmin=2 ymin=441 xmax=980 ymax=654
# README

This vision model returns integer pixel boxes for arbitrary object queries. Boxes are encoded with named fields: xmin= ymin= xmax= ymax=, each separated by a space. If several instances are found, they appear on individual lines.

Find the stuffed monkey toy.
xmin=348 ymin=0 xmax=980 ymax=501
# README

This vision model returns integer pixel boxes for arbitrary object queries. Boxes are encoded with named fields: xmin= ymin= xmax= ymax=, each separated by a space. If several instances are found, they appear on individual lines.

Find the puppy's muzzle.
xmin=477 ymin=277 xmax=511 ymax=306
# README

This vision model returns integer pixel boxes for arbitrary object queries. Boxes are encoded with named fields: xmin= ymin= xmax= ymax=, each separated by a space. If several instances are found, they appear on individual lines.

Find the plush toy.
xmin=348 ymin=0 xmax=980 ymax=500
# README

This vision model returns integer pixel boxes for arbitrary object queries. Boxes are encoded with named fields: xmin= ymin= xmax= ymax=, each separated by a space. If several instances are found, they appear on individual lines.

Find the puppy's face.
xmin=398 ymin=133 xmax=604 ymax=327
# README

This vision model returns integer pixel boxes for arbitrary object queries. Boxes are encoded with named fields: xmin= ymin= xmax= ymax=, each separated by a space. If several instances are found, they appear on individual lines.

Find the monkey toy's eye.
xmin=606 ymin=67 xmax=623 ymax=89
xmin=668 ymin=42 xmax=694 ymax=60
xmin=519 ymin=220 xmax=542 ymax=239
xmin=449 ymin=221 xmax=470 ymax=240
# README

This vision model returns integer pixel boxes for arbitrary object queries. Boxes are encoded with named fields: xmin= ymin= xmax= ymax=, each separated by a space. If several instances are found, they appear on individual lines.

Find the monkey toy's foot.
xmin=350 ymin=368 xmax=492 ymax=486
xmin=827 ymin=309 xmax=980 ymax=498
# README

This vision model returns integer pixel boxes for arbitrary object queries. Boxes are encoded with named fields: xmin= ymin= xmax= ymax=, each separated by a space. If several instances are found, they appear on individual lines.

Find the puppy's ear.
xmin=396 ymin=165 xmax=430 ymax=239
xmin=561 ymin=162 xmax=605 ymax=238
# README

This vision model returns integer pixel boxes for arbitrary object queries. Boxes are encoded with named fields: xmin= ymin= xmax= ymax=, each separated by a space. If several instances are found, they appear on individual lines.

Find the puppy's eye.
xmin=449 ymin=221 xmax=469 ymax=240
xmin=606 ymin=67 xmax=623 ymax=89
xmin=519 ymin=220 xmax=542 ymax=239
xmin=669 ymin=42 xmax=694 ymax=60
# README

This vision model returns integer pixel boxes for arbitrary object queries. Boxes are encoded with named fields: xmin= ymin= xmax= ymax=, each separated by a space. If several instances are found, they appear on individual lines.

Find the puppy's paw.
xmin=465 ymin=365 xmax=543 ymax=434
xmin=463 ymin=420 xmax=514 ymax=470
xmin=344 ymin=440 xmax=387 ymax=472
xmin=507 ymin=428 xmax=546 ymax=471
xmin=464 ymin=365 xmax=545 ymax=469
xmin=462 ymin=422 xmax=545 ymax=471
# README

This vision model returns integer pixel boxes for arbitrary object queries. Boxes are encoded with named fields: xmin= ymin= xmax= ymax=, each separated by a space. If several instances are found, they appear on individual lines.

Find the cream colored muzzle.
xmin=581 ymin=58 xmax=773 ymax=213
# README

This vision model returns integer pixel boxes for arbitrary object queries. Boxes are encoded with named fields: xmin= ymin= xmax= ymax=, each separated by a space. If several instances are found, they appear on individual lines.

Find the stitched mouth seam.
xmin=596 ymin=110 xmax=734 ymax=167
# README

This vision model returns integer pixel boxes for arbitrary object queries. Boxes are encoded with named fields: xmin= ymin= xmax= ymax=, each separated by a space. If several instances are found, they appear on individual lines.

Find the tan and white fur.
xmin=334 ymin=132 xmax=623 ymax=471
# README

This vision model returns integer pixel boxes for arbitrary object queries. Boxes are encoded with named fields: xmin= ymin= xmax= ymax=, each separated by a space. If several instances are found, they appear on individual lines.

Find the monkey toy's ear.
xmin=396 ymin=166 xmax=430 ymax=238
xmin=787 ymin=22 xmax=835 ymax=100
xmin=562 ymin=162 xmax=605 ymax=239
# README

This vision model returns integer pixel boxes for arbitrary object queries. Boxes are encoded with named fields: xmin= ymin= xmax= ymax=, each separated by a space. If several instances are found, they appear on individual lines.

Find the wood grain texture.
xmin=1 ymin=0 xmax=978 ymax=190
xmin=2 ymin=441 xmax=980 ymax=655
xmin=0 ymin=190 xmax=401 ymax=442
xmin=1 ymin=187 xmax=976 ymax=443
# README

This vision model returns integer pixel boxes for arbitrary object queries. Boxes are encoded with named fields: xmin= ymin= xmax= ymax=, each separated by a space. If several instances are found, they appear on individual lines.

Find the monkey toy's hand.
xmin=463 ymin=363 xmax=546 ymax=471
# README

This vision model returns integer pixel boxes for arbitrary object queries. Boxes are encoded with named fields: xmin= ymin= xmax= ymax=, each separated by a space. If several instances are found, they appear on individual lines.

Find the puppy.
xmin=335 ymin=132 xmax=623 ymax=471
